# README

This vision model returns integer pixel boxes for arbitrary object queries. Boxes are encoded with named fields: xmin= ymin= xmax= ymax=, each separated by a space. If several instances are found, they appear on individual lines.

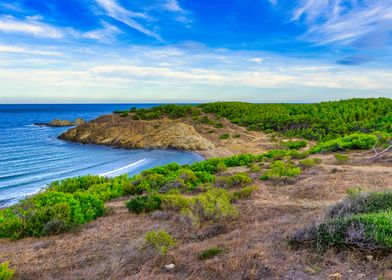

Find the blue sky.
xmin=0 ymin=0 xmax=391 ymax=103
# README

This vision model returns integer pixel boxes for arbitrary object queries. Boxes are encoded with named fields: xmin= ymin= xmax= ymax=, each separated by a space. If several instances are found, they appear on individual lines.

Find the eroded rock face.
xmin=58 ymin=115 xmax=215 ymax=151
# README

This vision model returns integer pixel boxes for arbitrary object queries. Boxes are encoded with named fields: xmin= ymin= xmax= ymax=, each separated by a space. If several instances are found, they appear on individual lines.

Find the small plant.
xmin=216 ymin=162 xmax=227 ymax=173
xmin=198 ymin=246 xmax=224 ymax=260
xmin=219 ymin=133 xmax=230 ymax=140
xmin=215 ymin=173 xmax=252 ymax=189
xmin=126 ymin=194 xmax=162 ymax=214
xmin=0 ymin=262 xmax=14 ymax=280
xmin=214 ymin=122 xmax=224 ymax=128
xmin=120 ymin=112 xmax=129 ymax=117
xmin=282 ymin=140 xmax=307 ymax=150
xmin=232 ymin=134 xmax=241 ymax=138
xmin=260 ymin=160 xmax=301 ymax=181
xmin=346 ymin=186 xmax=366 ymax=197
xmin=249 ymin=163 xmax=261 ymax=173
xmin=145 ymin=229 xmax=176 ymax=256
xmin=231 ymin=185 xmax=258 ymax=201
xmin=299 ymin=158 xmax=322 ymax=168
xmin=335 ymin=153 xmax=349 ymax=164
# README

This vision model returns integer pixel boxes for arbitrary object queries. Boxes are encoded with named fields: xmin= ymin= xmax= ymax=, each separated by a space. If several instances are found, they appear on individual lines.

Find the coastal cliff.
xmin=58 ymin=111 xmax=274 ymax=157
xmin=59 ymin=114 xmax=215 ymax=151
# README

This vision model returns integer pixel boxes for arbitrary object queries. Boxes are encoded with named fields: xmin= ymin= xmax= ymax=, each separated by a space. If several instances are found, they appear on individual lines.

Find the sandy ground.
xmin=1 ymin=150 xmax=391 ymax=280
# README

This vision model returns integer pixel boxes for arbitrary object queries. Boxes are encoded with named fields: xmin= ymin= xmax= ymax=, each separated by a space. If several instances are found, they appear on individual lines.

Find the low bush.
xmin=145 ymin=229 xmax=176 ymax=256
xmin=198 ymin=246 xmax=224 ymax=260
xmin=291 ymin=191 xmax=392 ymax=251
xmin=0 ymin=191 xmax=105 ymax=239
xmin=231 ymin=185 xmax=258 ymax=201
xmin=311 ymin=134 xmax=377 ymax=153
xmin=282 ymin=140 xmax=307 ymax=150
xmin=214 ymin=173 xmax=252 ymax=189
xmin=0 ymin=262 xmax=14 ymax=280
xmin=299 ymin=158 xmax=322 ymax=168
xmin=192 ymin=188 xmax=238 ymax=223
xmin=219 ymin=133 xmax=230 ymax=140
xmin=335 ymin=153 xmax=349 ymax=164
xmin=232 ymin=134 xmax=241 ymax=138
xmin=126 ymin=194 xmax=162 ymax=214
xmin=249 ymin=163 xmax=261 ymax=173
xmin=260 ymin=160 xmax=301 ymax=181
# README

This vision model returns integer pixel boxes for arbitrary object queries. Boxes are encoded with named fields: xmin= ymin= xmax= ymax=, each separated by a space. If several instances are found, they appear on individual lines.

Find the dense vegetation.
xmin=116 ymin=98 xmax=391 ymax=141
xmin=291 ymin=191 xmax=392 ymax=251
xmin=200 ymin=98 xmax=392 ymax=140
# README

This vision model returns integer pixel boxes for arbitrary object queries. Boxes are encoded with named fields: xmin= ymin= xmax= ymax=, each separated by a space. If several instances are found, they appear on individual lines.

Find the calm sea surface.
xmin=0 ymin=104 xmax=203 ymax=206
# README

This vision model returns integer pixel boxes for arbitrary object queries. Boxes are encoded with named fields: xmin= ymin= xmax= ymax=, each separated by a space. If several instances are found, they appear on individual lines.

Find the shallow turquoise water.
xmin=0 ymin=104 xmax=203 ymax=206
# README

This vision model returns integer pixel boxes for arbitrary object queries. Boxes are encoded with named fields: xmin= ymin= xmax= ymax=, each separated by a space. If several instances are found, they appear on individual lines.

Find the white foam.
xmin=99 ymin=158 xmax=146 ymax=177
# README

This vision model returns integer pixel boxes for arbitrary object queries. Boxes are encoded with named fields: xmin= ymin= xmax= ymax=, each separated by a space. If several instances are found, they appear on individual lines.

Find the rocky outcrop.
xmin=58 ymin=115 xmax=214 ymax=151
xmin=35 ymin=118 xmax=85 ymax=127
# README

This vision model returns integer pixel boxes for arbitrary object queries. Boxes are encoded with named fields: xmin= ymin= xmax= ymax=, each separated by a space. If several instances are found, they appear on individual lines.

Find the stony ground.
xmin=1 ymin=150 xmax=391 ymax=280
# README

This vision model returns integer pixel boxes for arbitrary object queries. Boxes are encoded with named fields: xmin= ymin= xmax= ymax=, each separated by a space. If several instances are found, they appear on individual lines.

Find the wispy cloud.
xmin=0 ymin=44 xmax=62 ymax=56
xmin=0 ymin=16 xmax=63 ymax=38
xmin=83 ymin=21 xmax=122 ymax=42
xmin=163 ymin=0 xmax=184 ymax=12
xmin=291 ymin=0 xmax=392 ymax=47
xmin=95 ymin=0 xmax=161 ymax=40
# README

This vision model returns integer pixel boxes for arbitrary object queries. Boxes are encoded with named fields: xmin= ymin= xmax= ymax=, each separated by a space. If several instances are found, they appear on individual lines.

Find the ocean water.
xmin=0 ymin=104 xmax=203 ymax=207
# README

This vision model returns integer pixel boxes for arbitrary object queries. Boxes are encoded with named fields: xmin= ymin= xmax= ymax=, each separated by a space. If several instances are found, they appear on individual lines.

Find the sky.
xmin=0 ymin=0 xmax=391 ymax=103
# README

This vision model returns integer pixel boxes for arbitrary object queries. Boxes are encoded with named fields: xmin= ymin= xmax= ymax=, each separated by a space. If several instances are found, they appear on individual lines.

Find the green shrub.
xmin=216 ymin=162 xmax=227 ymax=173
xmin=49 ymin=175 xmax=109 ymax=194
xmin=231 ymin=185 xmax=258 ymax=201
xmin=192 ymin=188 xmax=238 ymax=222
xmin=292 ymin=191 xmax=392 ymax=251
xmin=145 ymin=230 xmax=176 ymax=256
xmin=232 ymin=134 xmax=241 ymax=138
xmin=215 ymin=122 xmax=224 ymax=128
xmin=198 ymin=246 xmax=224 ymax=260
xmin=299 ymin=158 xmax=322 ymax=168
xmin=219 ymin=133 xmax=230 ymax=140
xmin=311 ymin=134 xmax=377 ymax=153
xmin=335 ymin=153 xmax=349 ymax=164
xmin=120 ymin=112 xmax=129 ymax=117
xmin=249 ymin=163 xmax=261 ymax=173
xmin=215 ymin=173 xmax=252 ymax=189
xmin=161 ymin=194 xmax=193 ymax=211
xmin=0 ymin=262 xmax=14 ymax=280
xmin=260 ymin=160 xmax=301 ymax=181
xmin=282 ymin=140 xmax=307 ymax=150
xmin=346 ymin=186 xmax=366 ymax=197
xmin=126 ymin=194 xmax=162 ymax=214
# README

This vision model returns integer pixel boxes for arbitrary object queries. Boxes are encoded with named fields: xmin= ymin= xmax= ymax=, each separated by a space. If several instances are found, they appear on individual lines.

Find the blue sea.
xmin=0 ymin=104 xmax=203 ymax=207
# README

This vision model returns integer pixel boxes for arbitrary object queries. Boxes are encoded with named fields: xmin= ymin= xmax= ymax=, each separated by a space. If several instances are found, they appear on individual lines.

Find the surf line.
xmin=100 ymin=158 xmax=146 ymax=177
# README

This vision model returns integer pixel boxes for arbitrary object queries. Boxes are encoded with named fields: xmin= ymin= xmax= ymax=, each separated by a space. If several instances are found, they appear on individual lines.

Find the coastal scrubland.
xmin=0 ymin=98 xmax=391 ymax=279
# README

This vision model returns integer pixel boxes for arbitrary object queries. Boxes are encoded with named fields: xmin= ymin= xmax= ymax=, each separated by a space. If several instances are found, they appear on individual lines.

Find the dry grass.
xmin=1 ymin=151 xmax=391 ymax=280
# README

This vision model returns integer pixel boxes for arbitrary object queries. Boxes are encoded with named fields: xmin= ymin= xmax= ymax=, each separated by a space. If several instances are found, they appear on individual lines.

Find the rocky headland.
xmin=58 ymin=113 xmax=274 ymax=157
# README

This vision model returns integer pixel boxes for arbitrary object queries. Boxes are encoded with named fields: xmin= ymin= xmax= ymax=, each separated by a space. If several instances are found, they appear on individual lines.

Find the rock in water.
xmin=35 ymin=118 xmax=85 ymax=127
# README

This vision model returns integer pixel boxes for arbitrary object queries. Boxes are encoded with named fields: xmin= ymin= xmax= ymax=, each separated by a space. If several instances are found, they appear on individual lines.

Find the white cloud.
xmin=249 ymin=58 xmax=263 ymax=64
xmin=95 ymin=0 xmax=161 ymax=40
xmin=291 ymin=0 xmax=392 ymax=47
xmin=0 ymin=44 xmax=62 ymax=56
xmin=83 ymin=22 xmax=122 ymax=41
xmin=163 ymin=0 xmax=184 ymax=12
xmin=0 ymin=16 xmax=63 ymax=38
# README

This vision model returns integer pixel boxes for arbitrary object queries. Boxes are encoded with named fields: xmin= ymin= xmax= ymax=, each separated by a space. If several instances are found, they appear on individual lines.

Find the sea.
xmin=0 ymin=104 xmax=203 ymax=207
